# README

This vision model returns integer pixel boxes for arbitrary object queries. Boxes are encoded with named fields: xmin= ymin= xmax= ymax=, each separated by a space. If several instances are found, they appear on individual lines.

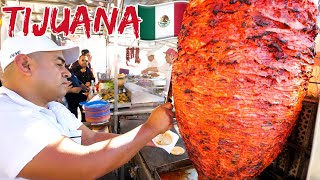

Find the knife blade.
xmin=165 ymin=77 xmax=173 ymax=103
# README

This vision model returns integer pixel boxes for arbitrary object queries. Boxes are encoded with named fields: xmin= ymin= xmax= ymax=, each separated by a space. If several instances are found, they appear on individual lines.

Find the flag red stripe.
xmin=174 ymin=2 xmax=188 ymax=36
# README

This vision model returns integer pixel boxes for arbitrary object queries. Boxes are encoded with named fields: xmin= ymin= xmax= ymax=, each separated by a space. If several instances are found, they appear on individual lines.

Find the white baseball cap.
xmin=146 ymin=50 xmax=155 ymax=56
xmin=0 ymin=34 xmax=79 ymax=70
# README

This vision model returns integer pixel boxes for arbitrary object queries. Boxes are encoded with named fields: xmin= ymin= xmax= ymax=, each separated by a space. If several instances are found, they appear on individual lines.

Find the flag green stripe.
xmin=138 ymin=5 xmax=155 ymax=40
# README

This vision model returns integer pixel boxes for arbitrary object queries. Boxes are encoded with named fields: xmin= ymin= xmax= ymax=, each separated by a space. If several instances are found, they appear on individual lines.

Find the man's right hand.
xmin=145 ymin=103 xmax=174 ymax=135
xmin=69 ymin=87 xmax=82 ymax=94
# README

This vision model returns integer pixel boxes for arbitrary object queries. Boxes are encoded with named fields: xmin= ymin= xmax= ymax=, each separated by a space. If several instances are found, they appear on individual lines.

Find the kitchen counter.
xmin=112 ymin=106 xmax=158 ymax=116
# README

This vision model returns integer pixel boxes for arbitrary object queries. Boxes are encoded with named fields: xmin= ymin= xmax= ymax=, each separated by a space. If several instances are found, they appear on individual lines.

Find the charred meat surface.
xmin=173 ymin=0 xmax=318 ymax=179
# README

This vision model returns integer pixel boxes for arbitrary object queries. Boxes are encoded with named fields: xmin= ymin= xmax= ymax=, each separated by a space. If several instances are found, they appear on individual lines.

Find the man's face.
xmin=165 ymin=53 xmax=173 ymax=64
xmin=79 ymin=56 xmax=89 ymax=68
xmin=147 ymin=55 xmax=154 ymax=62
xmin=29 ymin=51 xmax=71 ymax=101
xmin=165 ymin=52 xmax=177 ymax=64
xmin=85 ymin=53 xmax=92 ymax=62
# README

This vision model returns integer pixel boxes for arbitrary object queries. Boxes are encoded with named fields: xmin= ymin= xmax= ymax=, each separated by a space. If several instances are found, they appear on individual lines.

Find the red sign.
xmin=2 ymin=5 xmax=141 ymax=38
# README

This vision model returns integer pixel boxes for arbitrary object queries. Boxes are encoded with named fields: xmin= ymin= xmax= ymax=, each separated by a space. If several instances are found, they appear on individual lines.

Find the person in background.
xmin=81 ymin=49 xmax=93 ymax=70
xmin=141 ymin=50 xmax=159 ymax=74
xmin=71 ymin=56 xmax=94 ymax=121
xmin=141 ymin=48 xmax=176 ymax=74
xmin=0 ymin=34 xmax=173 ymax=180
xmin=141 ymin=48 xmax=177 ymax=92
xmin=65 ymin=66 xmax=88 ymax=122
xmin=71 ymin=49 xmax=93 ymax=72
xmin=72 ymin=55 xmax=95 ymax=87
xmin=161 ymin=48 xmax=177 ymax=93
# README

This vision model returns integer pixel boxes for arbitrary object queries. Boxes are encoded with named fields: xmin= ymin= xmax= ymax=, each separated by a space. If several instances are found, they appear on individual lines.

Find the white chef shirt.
xmin=147 ymin=59 xmax=159 ymax=68
xmin=0 ymin=87 xmax=82 ymax=180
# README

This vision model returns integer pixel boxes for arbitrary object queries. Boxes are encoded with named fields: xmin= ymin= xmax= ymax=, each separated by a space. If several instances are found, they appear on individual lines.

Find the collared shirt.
xmin=0 ymin=87 xmax=82 ymax=180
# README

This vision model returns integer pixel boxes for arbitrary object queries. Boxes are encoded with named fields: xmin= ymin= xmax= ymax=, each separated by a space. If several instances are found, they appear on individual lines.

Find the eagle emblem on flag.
xmin=158 ymin=15 xmax=170 ymax=28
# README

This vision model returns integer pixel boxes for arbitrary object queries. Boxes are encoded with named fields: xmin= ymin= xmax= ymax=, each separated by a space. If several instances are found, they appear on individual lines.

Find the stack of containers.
xmin=84 ymin=100 xmax=111 ymax=123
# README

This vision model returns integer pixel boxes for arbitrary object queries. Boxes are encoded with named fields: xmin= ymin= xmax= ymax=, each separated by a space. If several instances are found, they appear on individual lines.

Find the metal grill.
xmin=261 ymin=100 xmax=318 ymax=180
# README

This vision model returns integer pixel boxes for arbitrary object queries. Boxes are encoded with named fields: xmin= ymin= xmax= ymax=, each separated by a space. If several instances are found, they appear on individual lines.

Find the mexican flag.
xmin=138 ymin=1 xmax=188 ymax=40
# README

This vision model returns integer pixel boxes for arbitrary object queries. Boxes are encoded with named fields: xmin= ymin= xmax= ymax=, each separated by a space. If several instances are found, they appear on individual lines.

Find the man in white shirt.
xmin=0 ymin=35 xmax=174 ymax=180
xmin=141 ymin=48 xmax=177 ymax=92
xmin=142 ymin=51 xmax=159 ymax=71
xmin=141 ymin=51 xmax=160 ymax=78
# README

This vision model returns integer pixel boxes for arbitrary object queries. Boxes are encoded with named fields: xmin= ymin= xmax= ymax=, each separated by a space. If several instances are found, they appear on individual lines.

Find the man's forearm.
xmin=84 ymin=130 xmax=155 ymax=146
xmin=143 ymin=67 xmax=158 ymax=73
xmin=147 ymin=67 xmax=159 ymax=72
xmin=91 ymin=132 xmax=119 ymax=143
xmin=86 ymin=124 xmax=158 ymax=178
xmin=94 ymin=132 xmax=155 ymax=147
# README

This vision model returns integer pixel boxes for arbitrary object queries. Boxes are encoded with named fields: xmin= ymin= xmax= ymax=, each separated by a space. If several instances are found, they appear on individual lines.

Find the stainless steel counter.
xmin=112 ymin=106 xmax=156 ymax=116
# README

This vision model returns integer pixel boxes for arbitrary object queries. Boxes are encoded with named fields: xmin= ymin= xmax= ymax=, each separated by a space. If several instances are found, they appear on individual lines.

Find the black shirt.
xmin=73 ymin=67 xmax=95 ymax=85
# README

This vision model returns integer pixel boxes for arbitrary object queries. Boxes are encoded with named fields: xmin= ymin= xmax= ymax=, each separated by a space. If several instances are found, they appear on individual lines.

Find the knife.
xmin=165 ymin=76 xmax=173 ymax=103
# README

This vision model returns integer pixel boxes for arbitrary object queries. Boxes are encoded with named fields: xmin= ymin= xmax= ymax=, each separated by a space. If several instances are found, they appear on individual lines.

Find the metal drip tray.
xmin=154 ymin=159 xmax=197 ymax=180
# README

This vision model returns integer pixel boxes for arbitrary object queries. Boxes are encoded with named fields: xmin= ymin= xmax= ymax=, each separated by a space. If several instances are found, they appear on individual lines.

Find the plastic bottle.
xmin=88 ymin=86 xmax=94 ymax=100
xmin=88 ymin=80 xmax=95 ymax=100
xmin=91 ymin=80 xmax=97 ymax=94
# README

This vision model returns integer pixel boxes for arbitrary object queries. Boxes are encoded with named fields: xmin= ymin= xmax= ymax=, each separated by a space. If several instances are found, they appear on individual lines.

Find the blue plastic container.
xmin=84 ymin=100 xmax=111 ymax=123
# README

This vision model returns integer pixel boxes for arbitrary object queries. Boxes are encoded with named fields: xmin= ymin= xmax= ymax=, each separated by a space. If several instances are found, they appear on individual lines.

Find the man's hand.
xmin=145 ymin=103 xmax=174 ymax=135
xmin=80 ymin=84 xmax=89 ymax=92
xmin=141 ymin=69 xmax=148 ymax=74
xmin=69 ymin=87 xmax=82 ymax=94
xmin=65 ymin=81 xmax=72 ymax=92
xmin=67 ymin=83 xmax=82 ymax=94
xmin=146 ymin=141 xmax=156 ymax=147
xmin=150 ymin=72 xmax=159 ymax=77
